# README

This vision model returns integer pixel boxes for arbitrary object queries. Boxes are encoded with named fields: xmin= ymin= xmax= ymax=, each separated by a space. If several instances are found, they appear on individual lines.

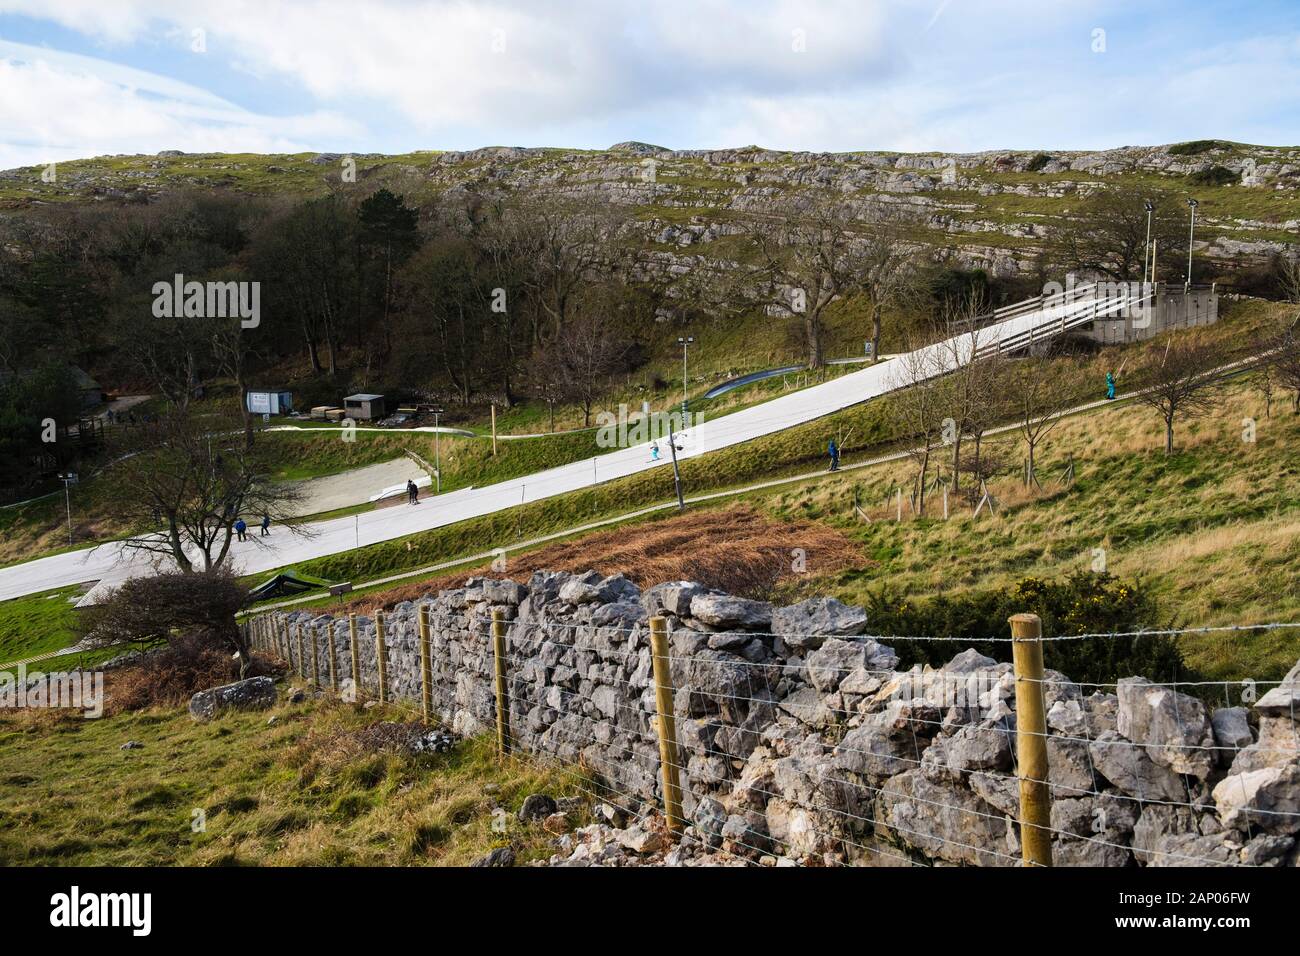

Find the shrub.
xmin=104 ymin=633 xmax=266 ymax=715
xmin=1025 ymin=153 xmax=1053 ymax=172
xmin=86 ymin=568 xmax=250 ymax=659
xmin=865 ymin=572 xmax=1192 ymax=687
xmin=1168 ymin=140 xmax=1229 ymax=156
xmin=85 ymin=568 xmax=268 ymax=711
xmin=1188 ymin=165 xmax=1237 ymax=187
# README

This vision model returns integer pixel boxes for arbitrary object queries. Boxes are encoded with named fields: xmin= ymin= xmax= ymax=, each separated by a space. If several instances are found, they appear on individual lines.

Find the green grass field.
xmin=0 ymin=689 xmax=587 ymax=866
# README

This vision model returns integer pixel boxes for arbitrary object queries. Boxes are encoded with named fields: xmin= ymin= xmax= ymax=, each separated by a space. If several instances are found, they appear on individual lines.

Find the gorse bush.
xmin=1187 ymin=165 xmax=1237 ymax=187
xmin=1168 ymin=140 xmax=1229 ymax=156
xmin=864 ymin=571 xmax=1192 ymax=687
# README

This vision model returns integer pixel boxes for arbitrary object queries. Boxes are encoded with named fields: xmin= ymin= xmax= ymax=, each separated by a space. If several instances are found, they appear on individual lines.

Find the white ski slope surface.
xmin=0 ymin=287 xmax=1139 ymax=605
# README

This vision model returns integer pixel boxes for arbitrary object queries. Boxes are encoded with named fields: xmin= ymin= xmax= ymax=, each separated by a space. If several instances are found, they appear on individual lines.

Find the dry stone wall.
xmin=259 ymin=570 xmax=1300 ymax=867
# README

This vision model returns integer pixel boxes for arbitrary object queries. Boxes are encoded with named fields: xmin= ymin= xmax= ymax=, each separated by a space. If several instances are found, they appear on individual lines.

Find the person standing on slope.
xmin=828 ymin=438 xmax=840 ymax=472
xmin=234 ymin=517 xmax=247 ymax=542
xmin=1106 ymin=370 xmax=1116 ymax=401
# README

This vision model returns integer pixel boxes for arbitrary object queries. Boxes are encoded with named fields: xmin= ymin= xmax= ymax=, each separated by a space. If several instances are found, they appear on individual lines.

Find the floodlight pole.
xmin=431 ymin=405 xmax=444 ymax=494
xmin=1186 ymin=198 xmax=1198 ymax=290
xmin=677 ymin=336 xmax=694 ymax=416
xmin=667 ymin=429 xmax=685 ymax=512
xmin=1142 ymin=199 xmax=1154 ymax=286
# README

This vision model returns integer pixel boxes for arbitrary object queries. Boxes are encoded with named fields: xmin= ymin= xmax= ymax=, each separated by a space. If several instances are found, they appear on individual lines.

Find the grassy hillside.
xmin=3 ymin=300 xmax=1295 ymax=683
xmin=235 ymin=301 xmax=1299 ymax=681
xmin=0 ymin=692 xmax=585 ymax=866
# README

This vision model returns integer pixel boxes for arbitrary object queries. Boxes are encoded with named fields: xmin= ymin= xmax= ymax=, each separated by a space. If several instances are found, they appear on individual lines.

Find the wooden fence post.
xmin=326 ymin=622 xmax=339 ymax=692
xmin=310 ymin=625 xmax=320 ymax=687
xmin=280 ymin=617 xmax=291 ymax=670
xmin=295 ymin=626 xmax=305 ymax=678
xmin=375 ymin=612 xmax=389 ymax=704
xmin=348 ymin=614 xmax=361 ymax=702
xmin=1009 ymin=612 xmax=1053 ymax=867
xmin=491 ymin=608 xmax=510 ymax=758
xmin=649 ymin=615 xmax=685 ymax=833
xmin=418 ymin=604 xmax=433 ymax=725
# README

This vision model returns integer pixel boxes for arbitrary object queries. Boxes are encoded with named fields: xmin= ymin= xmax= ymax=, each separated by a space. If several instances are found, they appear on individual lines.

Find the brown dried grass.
xmin=344 ymin=505 xmax=866 ymax=613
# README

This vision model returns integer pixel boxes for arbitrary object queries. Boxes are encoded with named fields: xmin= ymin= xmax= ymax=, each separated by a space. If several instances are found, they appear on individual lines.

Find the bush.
xmin=1168 ymin=140 xmax=1229 ymax=156
xmin=87 ymin=567 xmax=250 ymax=656
xmin=1025 ymin=153 xmax=1053 ymax=172
xmin=1187 ymin=165 xmax=1237 ymax=187
xmin=105 ymin=633 xmax=268 ymax=715
xmin=864 ymin=572 xmax=1192 ymax=687
xmin=85 ymin=568 xmax=263 ymax=710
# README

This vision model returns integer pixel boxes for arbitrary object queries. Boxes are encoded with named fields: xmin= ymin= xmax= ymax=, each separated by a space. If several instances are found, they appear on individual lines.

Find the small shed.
xmin=343 ymin=393 xmax=386 ymax=421
xmin=245 ymin=389 xmax=293 ymax=415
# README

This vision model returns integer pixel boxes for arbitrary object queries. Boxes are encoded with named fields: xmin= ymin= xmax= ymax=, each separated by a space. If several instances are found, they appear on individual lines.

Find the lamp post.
xmin=545 ymin=382 xmax=559 ymax=433
xmin=1186 ymin=198 xmax=1199 ymax=290
xmin=677 ymin=336 xmax=694 ymax=417
xmin=56 ymin=471 xmax=77 ymax=545
xmin=1142 ymin=199 xmax=1154 ymax=284
xmin=430 ymin=405 xmax=445 ymax=493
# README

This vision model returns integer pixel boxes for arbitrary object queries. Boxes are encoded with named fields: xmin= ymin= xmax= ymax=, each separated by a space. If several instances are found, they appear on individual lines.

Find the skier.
xmin=234 ymin=517 xmax=247 ymax=542
xmin=828 ymin=438 xmax=840 ymax=472
xmin=650 ymin=442 xmax=661 ymax=461
xmin=1106 ymin=370 xmax=1116 ymax=401
xmin=260 ymin=514 xmax=271 ymax=537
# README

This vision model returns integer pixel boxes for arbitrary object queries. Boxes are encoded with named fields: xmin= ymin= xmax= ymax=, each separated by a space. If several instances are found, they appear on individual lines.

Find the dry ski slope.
xmin=0 ymin=286 xmax=1142 ymax=606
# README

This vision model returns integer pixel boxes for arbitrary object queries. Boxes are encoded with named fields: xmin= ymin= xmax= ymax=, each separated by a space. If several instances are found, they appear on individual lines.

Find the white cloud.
xmin=0 ymin=39 xmax=361 ymax=169
xmin=0 ymin=0 xmax=1297 ymax=160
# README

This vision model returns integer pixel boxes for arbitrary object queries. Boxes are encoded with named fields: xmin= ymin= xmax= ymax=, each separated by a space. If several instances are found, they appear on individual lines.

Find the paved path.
xmin=0 ymin=286 xmax=1140 ymax=606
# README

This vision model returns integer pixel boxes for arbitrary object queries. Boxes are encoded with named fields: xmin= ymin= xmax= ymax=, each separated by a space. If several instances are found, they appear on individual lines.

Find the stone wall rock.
xmin=254 ymin=572 xmax=1300 ymax=867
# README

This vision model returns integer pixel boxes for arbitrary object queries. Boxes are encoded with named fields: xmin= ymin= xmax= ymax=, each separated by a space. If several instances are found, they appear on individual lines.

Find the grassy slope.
xmin=259 ymin=301 xmax=1299 ymax=681
xmin=0 ymin=690 xmax=588 ymax=866
xmin=0 ymin=585 xmax=83 ymax=663
xmin=763 ymin=376 xmax=1300 ymax=681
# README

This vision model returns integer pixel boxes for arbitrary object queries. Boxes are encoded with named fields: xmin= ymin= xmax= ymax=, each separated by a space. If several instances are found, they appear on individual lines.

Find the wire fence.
xmin=244 ymin=604 xmax=1300 ymax=868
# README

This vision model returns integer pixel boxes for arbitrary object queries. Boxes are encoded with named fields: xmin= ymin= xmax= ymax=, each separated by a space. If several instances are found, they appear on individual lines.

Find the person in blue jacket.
xmin=234 ymin=517 xmax=247 ymax=541
xmin=828 ymin=438 xmax=840 ymax=471
xmin=1106 ymin=371 xmax=1116 ymax=400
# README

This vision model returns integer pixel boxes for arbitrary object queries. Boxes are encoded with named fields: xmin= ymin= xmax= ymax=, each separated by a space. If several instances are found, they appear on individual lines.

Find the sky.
xmin=0 ymin=0 xmax=1298 ymax=169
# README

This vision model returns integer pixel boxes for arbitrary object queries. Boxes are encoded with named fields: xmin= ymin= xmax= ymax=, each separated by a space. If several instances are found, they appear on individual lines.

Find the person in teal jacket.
xmin=1106 ymin=371 xmax=1116 ymax=400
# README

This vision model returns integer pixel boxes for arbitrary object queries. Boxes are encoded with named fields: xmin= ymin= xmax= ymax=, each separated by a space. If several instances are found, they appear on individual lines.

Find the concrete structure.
xmin=1078 ymin=283 xmax=1219 ymax=346
xmin=343 ymin=393 xmax=387 ymax=420
xmin=245 ymin=389 xmax=293 ymax=416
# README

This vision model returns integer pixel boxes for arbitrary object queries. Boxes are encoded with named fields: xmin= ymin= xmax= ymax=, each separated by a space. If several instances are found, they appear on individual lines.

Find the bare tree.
xmin=106 ymin=408 xmax=307 ymax=572
xmin=1055 ymin=184 xmax=1188 ymax=281
xmin=1261 ymin=313 xmax=1300 ymax=412
xmin=510 ymin=197 xmax=627 ymax=347
xmin=1134 ymin=338 xmax=1226 ymax=454
xmin=937 ymin=295 xmax=1007 ymax=493
xmin=888 ymin=342 xmax=947 ymax=516
xmin=1277 ymin=255 xmax=1300 ymax=305
xmin=858 ymin=205 xmax=920 ymax=366
xmin=210 ymin=307 xmax=259 ymax=450
xmin=1006 ymin=343 xmax=1071 ymax=486
xmin=530 ymin=291 xmax=636 ymax=426
xmin=754 ymin=194 xmax=915 ymax=370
